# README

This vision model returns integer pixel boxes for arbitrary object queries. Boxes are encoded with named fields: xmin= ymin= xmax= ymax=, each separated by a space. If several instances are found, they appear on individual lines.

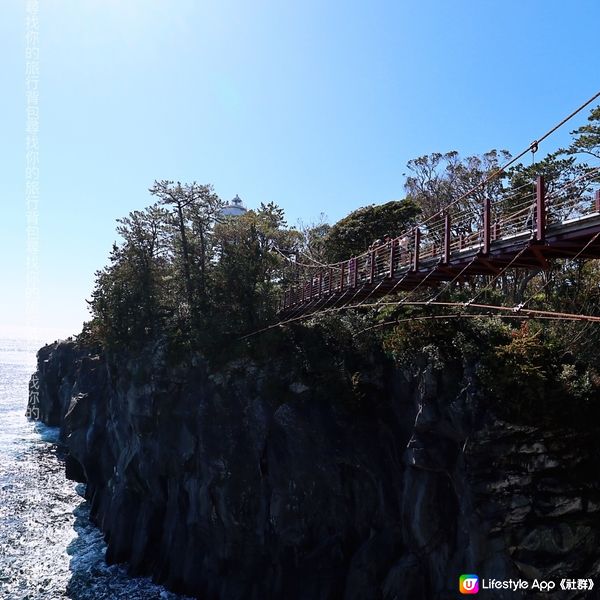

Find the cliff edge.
xmin=28 ymin=330 xmax=600 ymax=599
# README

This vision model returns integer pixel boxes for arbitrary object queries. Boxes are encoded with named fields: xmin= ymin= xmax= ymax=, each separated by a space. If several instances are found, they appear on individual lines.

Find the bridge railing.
xmin=280 ymin=167 xmax=600 ymax=312
xmin=545 ymin=167 xmax=600 ymax=225
xmin=489 ymin=183 xmax=537 ymax=240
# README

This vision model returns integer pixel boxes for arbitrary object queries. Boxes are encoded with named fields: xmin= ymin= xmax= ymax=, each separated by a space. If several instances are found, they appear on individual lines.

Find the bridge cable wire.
xmin=353 ymin=243 xmax=517 ymax=318
xmin=246 ymin=93 xmax=600 ymax=339
xmin=271 ymin=245 xmax=333 ymax=271
xmin=316 ymin=231 xmax=479 ymax=316
xmin=328 ymin=229 xmax=599 ymax=319
xmin=270 ymin=202 xmax=599 ymax=335
xmin=301 ymin=253 xmax=387 ymax=315
xmin=462 ymin=243 xmax=532 ymax=306
xmin=349 ymin=250 xmax=434 ymax=310
xmin=276 ymin=111 xmax=600 ymax=324
xmin=353 ymin=313 xmax=576 ymax=338
xmin=562 ymin=297 xmax=597 ymax=351
xmin=515 ymin=231 xmax=600 ymax=313
xmin=545 ymin=165 xmax=600 ymax=203
xmin=243 ymin=265 xmax=437 ymax=339
xmin=296 ymin=248 xmax=344 ymax=270
xmin=355 ymin=265 xmax=440 ymax=311
xmin=350 ymin=265 xmax=429 ymax=314
xmin=333 ymin=240 xmax=525 ymax=318
xmin=272 ymin=268 xmax=600 ymax=332
xmin=279 ymin=168 xmax=593 ymax=323
xmin=271 ymin=246 xmax=364 ymax=322
xmin=277 ymin=264 xmax=371 ymax=322
xmin=281 ymin=241 xmax=429 ymax=319
xmin=280 ymin=91 xmax=600 ymax=293
xmin=264 ymin=244 xmax=600 ymax=340
xmin=424 ymin=255 xmax=491 ymax=305
xmin=403 ymin=90 xmax=600 ymax=234
xmin=270 ymin=245 xmax=353 ymax=321
xmin=242 ymin=295 xmax=600 ymax=341
xmin=405 ymin=257 xmax=479 ymax=306
xmin=346 ymin=300 xmax=600 ymax=323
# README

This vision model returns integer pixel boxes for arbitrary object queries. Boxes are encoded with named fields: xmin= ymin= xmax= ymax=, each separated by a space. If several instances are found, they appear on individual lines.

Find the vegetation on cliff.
xmin=33 ymin=105 xmax=600 ymax=599
xmin=79 ymin=106 xmax=600 ymax=426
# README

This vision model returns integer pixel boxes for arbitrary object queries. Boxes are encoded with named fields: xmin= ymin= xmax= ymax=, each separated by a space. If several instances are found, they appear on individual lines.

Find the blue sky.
xmin=1 ymin=0 xmax=599 ymax=341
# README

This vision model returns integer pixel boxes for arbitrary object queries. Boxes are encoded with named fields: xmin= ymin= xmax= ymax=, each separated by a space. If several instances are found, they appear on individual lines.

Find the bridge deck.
xmin=279 ymin=184 xmax=600 ymax=317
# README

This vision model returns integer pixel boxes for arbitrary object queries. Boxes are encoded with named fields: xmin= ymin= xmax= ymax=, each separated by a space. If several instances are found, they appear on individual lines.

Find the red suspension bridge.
xmin=279 ymin=175 xmax=600 ymax=317
xmin=276 ymin=93 xmax=600 ymax=326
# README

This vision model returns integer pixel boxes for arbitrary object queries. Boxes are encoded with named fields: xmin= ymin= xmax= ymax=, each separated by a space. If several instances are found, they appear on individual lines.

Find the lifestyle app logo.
xmin=460 ymin=574 xmax=479 ymax=594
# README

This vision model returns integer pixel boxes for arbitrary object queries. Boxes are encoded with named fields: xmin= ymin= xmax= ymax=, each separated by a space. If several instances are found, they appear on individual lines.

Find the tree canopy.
xmin=83 ymin=104 xmax=600 ymax=368
xmin=562 ymin=104 xmax=600 ymax=160
xmin=86 ymin=184 xmax=298 ymax=353
xmin=323 ymin=199 xmax=420 ymax=262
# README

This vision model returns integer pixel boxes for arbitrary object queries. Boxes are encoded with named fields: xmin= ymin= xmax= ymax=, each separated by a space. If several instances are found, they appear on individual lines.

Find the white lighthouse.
xmin=220 ymin=194 xmax=247 ymax=217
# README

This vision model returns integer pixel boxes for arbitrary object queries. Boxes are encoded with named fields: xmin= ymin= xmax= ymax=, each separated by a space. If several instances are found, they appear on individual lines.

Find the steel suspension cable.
xmin=463 ymin=243 xmax=532 ymax=305
xmin=242 ymin=295 xmax=600 ymax=341
xmin=354 ymin=312 xmax=575 ymax=338
xmin=516 ymin=231 xmax=600 ymax=312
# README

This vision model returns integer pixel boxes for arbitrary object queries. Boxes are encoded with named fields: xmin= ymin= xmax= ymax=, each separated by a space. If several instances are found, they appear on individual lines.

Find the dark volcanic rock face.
xmin=28 ymin=340 xmax=600 ymax=599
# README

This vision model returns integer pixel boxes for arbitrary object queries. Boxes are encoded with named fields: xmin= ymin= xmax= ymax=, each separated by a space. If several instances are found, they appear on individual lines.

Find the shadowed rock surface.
xmin=28 ymin=338 xmax=600 ymax=599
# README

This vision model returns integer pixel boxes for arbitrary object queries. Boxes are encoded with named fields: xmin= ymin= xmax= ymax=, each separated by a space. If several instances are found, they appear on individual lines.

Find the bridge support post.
xmin=369 ymin=251 xmax=375 ymax=283
xmin=318 ymin=272 xmax=323 ymax=298
xmin=389 ymin=239 xmax=396 ymax=278
xmin=352 ymin=257 xmax=358 ymax=288
xmin=595 ymin=190 xmax=600 ymax=213
xmin=483 ymin=196 xmax=491 ymax=254
xmin=340 ymin=262 xmax=345 ymax=291
xmin=536 ymin=175 xmax=545 ymax=242
xmin=413 ymin=228 xmax=420 ymax=271
xmin=443 ymin=212 xmax=451 ymax=264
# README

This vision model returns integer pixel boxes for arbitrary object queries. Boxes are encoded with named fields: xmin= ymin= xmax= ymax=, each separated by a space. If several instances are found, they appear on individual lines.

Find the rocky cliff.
xmin=28 ymin=332 xmax=600 ymax=599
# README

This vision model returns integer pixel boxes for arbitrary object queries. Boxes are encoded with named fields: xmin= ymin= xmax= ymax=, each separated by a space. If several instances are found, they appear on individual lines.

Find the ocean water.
xmin=0 ymin=338 xmax=192 ymax=600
